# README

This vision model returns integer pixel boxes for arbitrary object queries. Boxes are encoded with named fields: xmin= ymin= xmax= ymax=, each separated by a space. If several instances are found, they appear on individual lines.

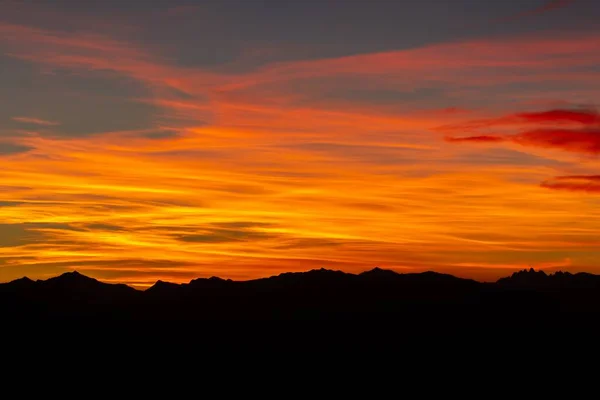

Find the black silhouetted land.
xmin=2 ymin=267 xmax=600 ymax=342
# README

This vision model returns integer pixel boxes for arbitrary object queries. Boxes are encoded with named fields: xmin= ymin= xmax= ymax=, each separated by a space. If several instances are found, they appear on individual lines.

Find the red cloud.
xmin=541 ymin=175 xmax=600 ymax=193
xmin=516 ymin=109 xmax=600 ymax=125
xmin=444 ymin=136 xmax=506 ymax=143
xmin=446 ymin=128 xmax=600 ymax=154
xmin=440 ymin=109 xmax=600 ymax=132
xmin=511 ymin=128 xmax=600 ymax=154
xmin=444 ymin=108 xmax=600 ymax=154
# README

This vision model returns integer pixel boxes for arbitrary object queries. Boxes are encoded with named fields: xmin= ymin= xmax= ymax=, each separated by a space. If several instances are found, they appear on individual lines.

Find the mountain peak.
xmin=147 ymin=280 xmax=180 ymax=293
xmin=308 ymin=268 xmax=344 ymax=275
xmin=39 ymin=271 xmax=105 ymax=291
xmin=152 ymin=279 xmax=171 ymax=287
xmin=514 ymin=268 xmax=548 ymax=278
xmin=2 ymin=276 xmax=35 ymax=290
xmin=497 ymin=268 xmax=550 ymax=287
xmin=361 ymin=267 xmax=399 ymax=276
xmin=13 ymin=276 xmax=34 ymax=283
xmin=188 ymin=276 xmax=227 ymax=284
xmin=55 ymin=270 xmax=95 ymax=281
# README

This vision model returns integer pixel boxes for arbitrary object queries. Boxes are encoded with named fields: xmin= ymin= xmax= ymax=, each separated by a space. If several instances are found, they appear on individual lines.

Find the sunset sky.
xmin=1 ymin=0 xmax=600 ymax=287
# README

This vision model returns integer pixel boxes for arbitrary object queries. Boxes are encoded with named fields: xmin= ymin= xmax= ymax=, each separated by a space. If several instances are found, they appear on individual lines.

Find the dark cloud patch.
xmin=140 ymin=223 xmax=275 ymax=239
xmin=274 ymin=238 xmax=347 ymax=250
xmin=0 ymin=201 xmax=23 ymax=207
xmin=177 ymin=234 xmax=232 ymax=243
xmin=23 ymin=222 xmax=85 ymax=232
xmin=137 ymin=225 xmax=194 ymax=232
xmin=0 ymin=142 xmax=32 ymax=155
xmin=141 ymin=130 xmax=181 ymax=140
xmin=0 ymin=56 xmax=155 ymax=138
xmin=0 ymin=224 xmax=42 ymax=247
xmin=177 ymin=228 xmax=274 ymax=243
xmin=211 ymin=221 xmax=273 ymax=229
xmin=0 ymin=222 xmax=83 ymax=248
xmin=141 ymin=198 xmax=209 ymax=208
xmin=85 ymin=223 xmax=125 ymax=231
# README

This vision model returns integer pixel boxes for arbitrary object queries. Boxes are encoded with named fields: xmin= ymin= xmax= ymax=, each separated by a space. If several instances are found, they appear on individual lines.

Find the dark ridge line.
xmin=1 ymin=266 xmax=596 ymax=291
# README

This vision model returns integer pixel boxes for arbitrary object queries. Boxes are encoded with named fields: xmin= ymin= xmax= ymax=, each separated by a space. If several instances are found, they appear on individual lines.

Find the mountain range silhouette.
xmin=2 ymin=267 xmax=600 ymax=345
xmin=0 ymin=268 xmax=600 ymax=328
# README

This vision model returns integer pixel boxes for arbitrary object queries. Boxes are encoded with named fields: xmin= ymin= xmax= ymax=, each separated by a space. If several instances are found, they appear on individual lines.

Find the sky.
xmin=1 ymin=0 xmax=600 ymax=287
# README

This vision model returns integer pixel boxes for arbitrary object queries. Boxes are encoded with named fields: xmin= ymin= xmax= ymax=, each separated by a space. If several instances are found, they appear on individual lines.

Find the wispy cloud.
xmin=12 ymin=116 xmax=60 ymax=126
xmin=0 ymin=22 xmax=144 ymax=57
xmin=499 ymin=0 xmax=576 ymax=22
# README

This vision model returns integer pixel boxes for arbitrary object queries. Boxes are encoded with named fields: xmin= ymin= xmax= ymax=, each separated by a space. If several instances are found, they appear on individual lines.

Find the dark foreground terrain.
xmin=2 ymin=268 xmax=600 ymax=347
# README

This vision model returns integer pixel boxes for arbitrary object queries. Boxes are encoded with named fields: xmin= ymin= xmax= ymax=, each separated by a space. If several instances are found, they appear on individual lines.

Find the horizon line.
xmin=2 ymin=266 xmax=590 ymax=291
